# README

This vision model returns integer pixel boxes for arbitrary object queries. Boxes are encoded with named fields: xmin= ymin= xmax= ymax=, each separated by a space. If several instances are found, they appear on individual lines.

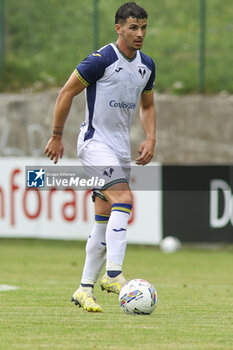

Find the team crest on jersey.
xmin=138 ymin=66 xmax=146 ymax=78
xmin=103 ymin=167 xmax=114 ymax=178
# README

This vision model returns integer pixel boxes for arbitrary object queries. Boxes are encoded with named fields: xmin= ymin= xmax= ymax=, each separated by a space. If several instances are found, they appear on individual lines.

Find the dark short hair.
xmin=115 ymin=2 xmax=148 ymax=24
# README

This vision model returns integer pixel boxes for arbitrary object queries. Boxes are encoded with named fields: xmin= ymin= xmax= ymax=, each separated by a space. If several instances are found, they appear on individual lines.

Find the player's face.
xmin=116 ymin=17 xmax=147 ymax=55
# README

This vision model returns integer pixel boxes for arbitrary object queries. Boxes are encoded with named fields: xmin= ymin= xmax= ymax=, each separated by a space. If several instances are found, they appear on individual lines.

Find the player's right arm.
xmin=44 ymin=72 xmax=86 ymax=164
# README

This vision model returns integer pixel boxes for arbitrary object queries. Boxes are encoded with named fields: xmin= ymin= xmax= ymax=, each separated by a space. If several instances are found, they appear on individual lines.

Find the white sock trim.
xmin=106 ymin=261 xmax=122 ymax=271
xmin=80 ymin=279 xmax=95 ymax=285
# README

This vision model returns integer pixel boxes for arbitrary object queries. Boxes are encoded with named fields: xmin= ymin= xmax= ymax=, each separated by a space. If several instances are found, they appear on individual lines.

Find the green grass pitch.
xmin=0 ymin=239 xmax=232 ymax=350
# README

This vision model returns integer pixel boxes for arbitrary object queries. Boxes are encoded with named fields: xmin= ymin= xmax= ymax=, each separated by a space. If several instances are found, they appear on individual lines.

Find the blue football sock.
xmin=107 ymin=270 xmax=121 ymax=278
xmin=81 ymin=283 xmax=94 ymax=288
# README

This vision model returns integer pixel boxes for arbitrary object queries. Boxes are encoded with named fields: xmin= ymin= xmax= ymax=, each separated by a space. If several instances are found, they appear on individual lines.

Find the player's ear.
xmin=115 ymin=23 xmax=121 ymax=35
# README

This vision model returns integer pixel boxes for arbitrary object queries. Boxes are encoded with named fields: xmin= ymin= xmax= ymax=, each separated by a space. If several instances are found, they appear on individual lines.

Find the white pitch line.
xmin=0 ymin=284 xmax=19 ymax=291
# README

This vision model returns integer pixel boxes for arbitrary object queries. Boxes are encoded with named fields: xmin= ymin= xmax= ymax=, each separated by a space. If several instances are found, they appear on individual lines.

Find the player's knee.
xmin=102 ymin=183 xmax=133 ymax=206
xmin=112 ymin=190 xmax=133 ymax=206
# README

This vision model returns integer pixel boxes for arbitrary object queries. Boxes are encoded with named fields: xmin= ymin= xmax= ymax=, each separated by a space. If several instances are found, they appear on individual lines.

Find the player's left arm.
xmin=136 ymin=91 xmax=156 ymax=165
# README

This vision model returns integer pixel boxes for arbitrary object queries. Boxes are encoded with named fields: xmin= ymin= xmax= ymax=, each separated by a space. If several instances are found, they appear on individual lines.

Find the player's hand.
xmin=44 ymin=136 xmax=64 ymax=164
xmin=135 ymin=138 xmax=155 ymax=165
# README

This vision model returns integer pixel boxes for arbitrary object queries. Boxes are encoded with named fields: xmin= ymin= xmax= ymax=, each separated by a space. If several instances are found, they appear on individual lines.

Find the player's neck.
xmin=115 ymin=40 xmax=137 ymax=60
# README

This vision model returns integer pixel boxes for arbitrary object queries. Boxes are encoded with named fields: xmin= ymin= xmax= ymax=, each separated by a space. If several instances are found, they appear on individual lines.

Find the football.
xmin=119 ymin=279 xmax=158 ymax=315
xmin=160 ymin=236 xmax=181 ymax=253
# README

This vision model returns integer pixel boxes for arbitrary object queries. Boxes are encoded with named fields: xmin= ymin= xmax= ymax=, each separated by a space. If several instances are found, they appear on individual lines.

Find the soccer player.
xmin=45 ymin=2 xmax=156 ymax=312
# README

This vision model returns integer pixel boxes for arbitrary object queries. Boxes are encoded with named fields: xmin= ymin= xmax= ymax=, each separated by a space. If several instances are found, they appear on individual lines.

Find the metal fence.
xmin=0 ymin=0 xmax=232 ymax=94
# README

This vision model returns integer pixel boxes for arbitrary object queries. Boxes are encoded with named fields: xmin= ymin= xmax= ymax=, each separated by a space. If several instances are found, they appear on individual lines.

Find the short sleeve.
xmin=74 ymin=52 xmax=106 ymax=86
xmin=143 ymin=60 xmax=156 ymax=94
